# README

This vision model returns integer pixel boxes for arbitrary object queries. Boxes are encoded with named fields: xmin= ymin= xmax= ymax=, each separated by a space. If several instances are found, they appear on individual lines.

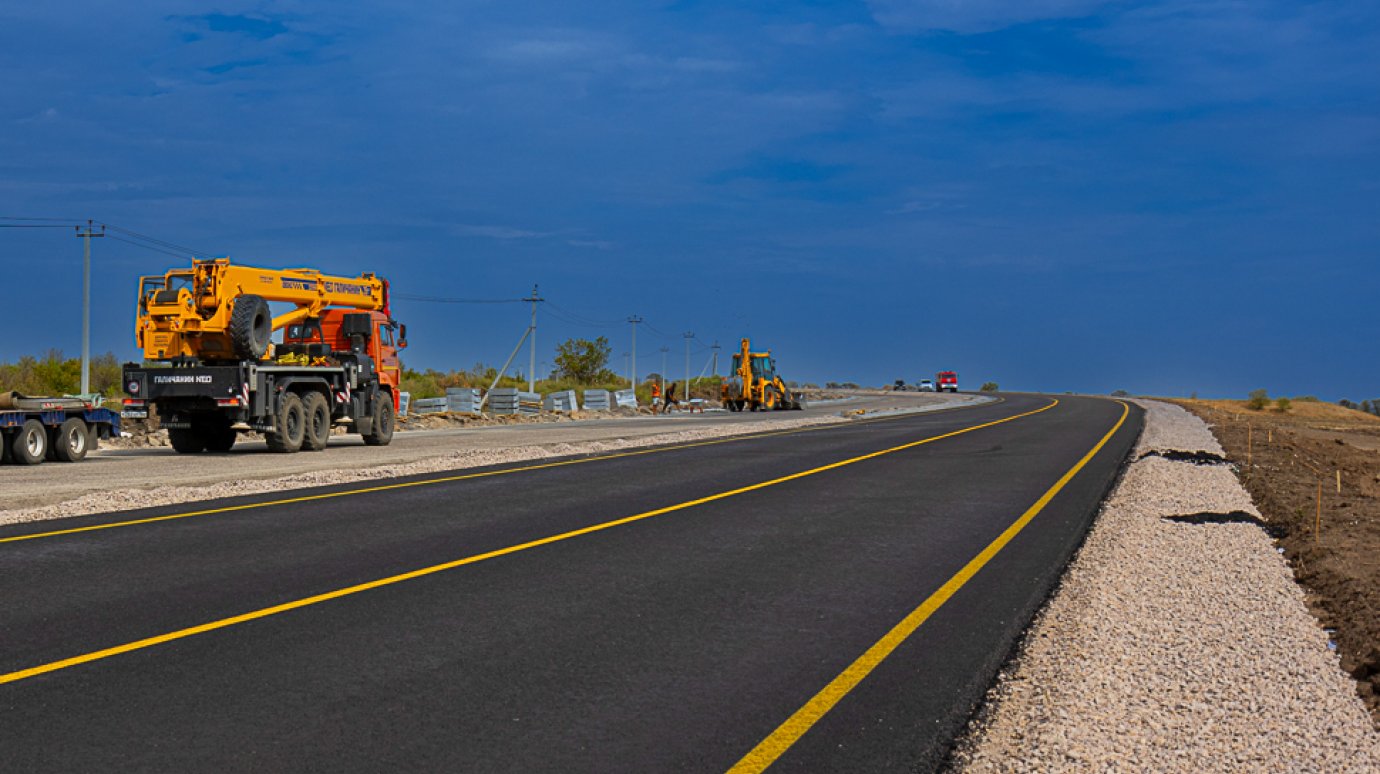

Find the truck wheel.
xmin=363 ymin=395 xmax=395 ymax=446
xmin=266 ymin=392 xmax=306 ymax=453
xmin=12 ymin=419 xmax=48 ymax=465
xmin=301 ymin=392 xmax=332 ymax=451
xmin=169 ymin=427 xmax=207 ymax=453
xmin=53 ymin=417 xmax=90 ymax=462
xmin=229 ymin=294 xmax=272 ymax=360
xmin=204 ymin=424 xmax=237 ymax=452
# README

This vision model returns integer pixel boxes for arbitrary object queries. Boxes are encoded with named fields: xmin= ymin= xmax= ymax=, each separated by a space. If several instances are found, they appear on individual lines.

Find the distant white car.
xmin=918 ymin=379 xmax=935 ymax=392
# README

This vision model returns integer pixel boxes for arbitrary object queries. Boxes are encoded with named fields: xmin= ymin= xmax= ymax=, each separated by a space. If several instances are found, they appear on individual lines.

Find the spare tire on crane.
xmin=229 ymin=294 xmax=272 ymax=360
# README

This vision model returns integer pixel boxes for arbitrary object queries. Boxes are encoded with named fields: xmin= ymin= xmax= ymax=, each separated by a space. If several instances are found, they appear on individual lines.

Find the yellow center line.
xmin=726 ymin=400 xmax=1130 ymax=774
xmin=0 ymin=400 xmax=1055 ymax=687
xmin=0 ymin=397 xmax=1004 ymax=545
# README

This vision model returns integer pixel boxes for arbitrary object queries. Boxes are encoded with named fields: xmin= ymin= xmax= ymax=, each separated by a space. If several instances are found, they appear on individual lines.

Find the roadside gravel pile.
xmin=0 ymin=413 xmax=849 ymax=528
xmin=955 ymin=400 xmax=1380 ymax=771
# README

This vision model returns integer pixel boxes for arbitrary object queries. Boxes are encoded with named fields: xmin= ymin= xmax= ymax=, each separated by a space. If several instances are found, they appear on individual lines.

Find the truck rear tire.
xmin=229 ymin=294 xmax=273 ymax=360
xmin=204 ymin=423 xmax=237 ymax=452
xmin=12 ymin=419 xmax=48 ymax=465
xmin=362 ymin=396 xmax=394 ymax=446
xmin=53 ymin=417 xmax=90 ymax=462
xmin=169 ymin=427 xmax=207 ymax=453
xmin=301 ymin=392 xmax=331 ymax=451
xmin=266 ymin=392 xmax=306 ymax=453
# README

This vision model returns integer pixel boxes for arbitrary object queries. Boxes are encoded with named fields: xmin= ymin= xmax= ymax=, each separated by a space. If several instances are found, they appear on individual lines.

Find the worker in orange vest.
xmin=650 ymin=380 xmax=661 ymax=410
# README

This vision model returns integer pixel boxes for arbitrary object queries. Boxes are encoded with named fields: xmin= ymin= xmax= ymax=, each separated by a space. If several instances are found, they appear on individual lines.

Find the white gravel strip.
xmin=0 ymin=411 xmax=875 ymax=528
xmin=955 ymin=399 xmax=1380 ymax=772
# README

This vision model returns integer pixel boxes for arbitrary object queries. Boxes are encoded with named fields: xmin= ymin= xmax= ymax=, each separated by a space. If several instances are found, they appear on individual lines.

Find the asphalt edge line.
xmin=0 ymin=399 xmax=1051 ymax=686
xmin=726 ymin=400 xmax=1130 ymax=774
xmin=0 ymin=397 xmax=1005 ymax=545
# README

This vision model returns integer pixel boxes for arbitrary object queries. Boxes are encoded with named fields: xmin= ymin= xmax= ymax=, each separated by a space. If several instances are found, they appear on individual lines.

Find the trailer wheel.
xmin=11 ymin=419 xmax=48 ymax=465
xmin=266 ymin=392 xmax=306 ymax=453
xmin=362 ymin=395 xmax=394 ymax=446
xmin=229 ymin=294 xmax=273 ymax=360
xmin=169 ymin=427 xmax=207 ymax=453
xmin=53 ymin=417 xmax=90 ymax=462
xmin=301 ymin=392 xmax=332 ymax=452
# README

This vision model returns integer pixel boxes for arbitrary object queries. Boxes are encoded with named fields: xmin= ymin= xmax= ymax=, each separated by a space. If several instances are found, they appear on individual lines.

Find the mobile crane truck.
xmin=121 ymin=258 xmax=406 ymax=454
xmin=721 ymin=337 xmax=802 ymax=412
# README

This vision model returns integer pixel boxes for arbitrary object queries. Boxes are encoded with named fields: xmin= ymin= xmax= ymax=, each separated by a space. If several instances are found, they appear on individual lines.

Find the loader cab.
xmin=750 ymin=355 xmax=777 ymax=382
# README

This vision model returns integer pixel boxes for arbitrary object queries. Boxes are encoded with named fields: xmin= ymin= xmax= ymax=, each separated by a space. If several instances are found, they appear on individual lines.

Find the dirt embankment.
xmin=1176 ymin=399 xmax=1380 ymax=721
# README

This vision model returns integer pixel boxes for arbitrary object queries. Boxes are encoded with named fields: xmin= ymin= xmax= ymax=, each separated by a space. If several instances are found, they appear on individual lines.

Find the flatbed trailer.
xmin=0 ymin=393 xmax=120 ymax=465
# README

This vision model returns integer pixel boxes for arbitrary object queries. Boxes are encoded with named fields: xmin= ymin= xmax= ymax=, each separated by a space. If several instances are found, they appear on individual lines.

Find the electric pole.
xmin=659 ymin=347 xmax=669 ymax=395
xmin=683 ymin=331 xmax=694 ymax=401
xmin=74 ymin=220 xmax=104 ymax=395
xmin=711 ymin=341 xmax=721 ymax=377
xmin=524 ymin=284 xmax=542 ymax=393
xmin=627 ymin=315 xmax=643 ymax=389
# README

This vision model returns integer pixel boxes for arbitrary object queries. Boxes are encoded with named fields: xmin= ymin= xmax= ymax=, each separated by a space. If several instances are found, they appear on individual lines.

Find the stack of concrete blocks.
xmin=489 ymin=387 xmax=520 ymax=415
xmin=398 ymin=392 xmax=412 ymax=417
xmin=613 ymin=389 xmax=638 ymax=409
xmin=582 ymin=389 xmax=611 ymax=411
xmin=410 ymin=397 xmax=448 ymax=414
xmin=544 ymin=390 xmax=579 ymax=413
xmin=446 ymin=387 xmax=481 ymax=415
xmin=518 ymin=391 xmax=543 ymax=416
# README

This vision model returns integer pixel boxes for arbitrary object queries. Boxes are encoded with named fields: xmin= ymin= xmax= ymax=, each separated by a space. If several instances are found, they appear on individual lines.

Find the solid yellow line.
xmin=727 ymin=401 xmax=1130 ymax=774
xmin=0 ymin=399 xmax=1053 ymax=686
xmin=0 ymin=398 xmax=1002 ymax=545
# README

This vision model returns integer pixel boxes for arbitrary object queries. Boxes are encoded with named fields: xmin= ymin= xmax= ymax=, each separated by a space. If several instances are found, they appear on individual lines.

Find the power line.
xmin=0 ymin=216 xmax=81 ymax=223
xmin=544 ymin=300 xmax=625 ymax=327
xmin=393 ymin=293 xmax=526 ymax=304
xmin=0 ymin=224 xmax=74 ymax=228
xmin=104 ymin=233 xmax=195 ymax=260
xmin=99 ymin=223 xmax=216 ymax=259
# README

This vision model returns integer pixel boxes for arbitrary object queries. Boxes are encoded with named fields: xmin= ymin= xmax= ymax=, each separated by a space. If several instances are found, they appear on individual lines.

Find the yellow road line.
xmin=0 ymin=398 xmax=1002 ymax=545
xmin=0 ymin=400 xmax=1055 ymax=686
xmin=727 ymin=400 xmax=1130 ymax=774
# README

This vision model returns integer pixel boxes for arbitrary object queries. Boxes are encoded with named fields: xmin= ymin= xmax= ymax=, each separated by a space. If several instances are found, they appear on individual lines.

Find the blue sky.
xmin=1 ymin=1 xmax=1376 ymax=398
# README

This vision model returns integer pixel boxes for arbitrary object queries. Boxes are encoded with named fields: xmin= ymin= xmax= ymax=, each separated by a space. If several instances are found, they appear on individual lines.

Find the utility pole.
xmin=710 ymin=341 xmax=721 ymax=377
xmin=74 ymin=220 xmax=104 ymax=395
xmin=627 ymin=315 xmax=643 ymax=389
xmin=683 ymin=331 xmax=694 ymax=401
xmin=524 ymin=284 xmax=542 ymax=393
xmin=659 ymin=347 xmax=669 ymax=395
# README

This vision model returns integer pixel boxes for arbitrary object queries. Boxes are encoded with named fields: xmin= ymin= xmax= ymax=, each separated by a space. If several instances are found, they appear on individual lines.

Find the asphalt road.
xmin=0 ymin=391 xmax=979 ymax=512
xmin=0 ymin=394 xmax=1141 ymax=772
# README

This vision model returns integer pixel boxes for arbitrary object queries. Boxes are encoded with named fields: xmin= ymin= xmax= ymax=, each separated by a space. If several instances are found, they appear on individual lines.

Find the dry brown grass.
xmin=1175 ymin=398 xmax=1380 ymax=427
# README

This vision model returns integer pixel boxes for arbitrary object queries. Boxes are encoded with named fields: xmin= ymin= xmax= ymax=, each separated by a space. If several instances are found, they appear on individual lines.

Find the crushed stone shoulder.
xmin=953 ymin=399 xmax=1380 ymax=772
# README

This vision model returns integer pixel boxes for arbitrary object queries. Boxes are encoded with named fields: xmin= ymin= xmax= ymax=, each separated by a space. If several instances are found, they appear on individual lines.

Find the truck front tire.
xmin=12 ymin=419 xmax=48 ymax=465
xmin=266 ymin=392 xmax=306 ymax=453
xmin=362 ymin=396 xmax=394 ymax=446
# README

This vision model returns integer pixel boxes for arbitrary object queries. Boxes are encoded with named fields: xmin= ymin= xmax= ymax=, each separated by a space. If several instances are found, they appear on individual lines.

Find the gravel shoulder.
xmin=953 ymin=400 xmax=1380 ymax=771
xmin=0 ymin=392 xmax=990 ymax=527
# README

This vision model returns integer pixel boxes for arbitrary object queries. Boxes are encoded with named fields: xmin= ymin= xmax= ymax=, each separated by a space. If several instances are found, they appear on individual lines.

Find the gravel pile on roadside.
xmin=954 ymin=400 xmax=1380 ymax=771
xmin=0 ymin=413 xmax=850 ymax=528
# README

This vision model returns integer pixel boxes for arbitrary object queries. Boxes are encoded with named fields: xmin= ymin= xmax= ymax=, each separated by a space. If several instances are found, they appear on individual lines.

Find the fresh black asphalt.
xmin=0 ymin=394 xmax=1142 ymax=772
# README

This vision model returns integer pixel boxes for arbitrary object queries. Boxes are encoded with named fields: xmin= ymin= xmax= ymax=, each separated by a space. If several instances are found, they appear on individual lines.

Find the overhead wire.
xmin=99 ymin=223 xmax=217 ymax=259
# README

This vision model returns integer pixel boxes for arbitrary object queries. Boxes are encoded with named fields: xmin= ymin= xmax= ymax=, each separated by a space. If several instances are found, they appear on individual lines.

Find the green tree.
xmin=1111 ymin=389 xmax=1130 ymax=397
xmin=553 ymin=336 xmax=616 ymax=384
xmin=1247 ymin=389 xmax=1269 ymax=411
xmin=1275 ymin=396 xmax=1292 ymax=412
xmin=980 ymin=382 xmax=999 ymax=392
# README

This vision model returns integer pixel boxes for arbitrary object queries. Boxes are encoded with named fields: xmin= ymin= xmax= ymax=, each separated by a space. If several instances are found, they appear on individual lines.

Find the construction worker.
xmin=650 ymin=380 xmax=661 ymax=410
xmin=663 ymin=381 xmax=678 ymax=414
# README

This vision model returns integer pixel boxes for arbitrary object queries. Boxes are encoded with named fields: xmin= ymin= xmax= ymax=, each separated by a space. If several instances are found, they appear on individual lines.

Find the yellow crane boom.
xmin=136 ymin=258 xmax=388 ymax=361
